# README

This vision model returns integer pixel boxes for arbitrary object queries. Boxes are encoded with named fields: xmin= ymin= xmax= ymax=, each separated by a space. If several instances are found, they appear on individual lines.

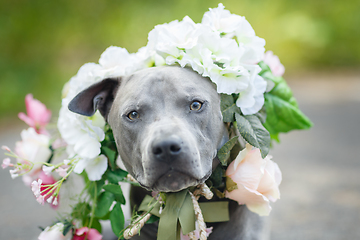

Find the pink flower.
xmin=42 ymin=165 xmax=55 ymax=175
xmin=13 ymin=127 xmax=52 ymax=185
xmin=2 ymin=158 xmax=12 ymax=169
xmin=31 ymin=171 xmax=59 ymax=208
xmin=56 ymin=165 xmax=69 ymax=178
xmin=15 ymin=128 xmax=52 ymax=164
xmin=36 ymin=195 xmax=45 ymax=205
xmin=72 ymin=227 xmax=102 ymax=240
xmin=263 ymin=51 xmax=285 ymax=77
xmin=38 ymin=171 xmax=59 ymax=209
xmin=18 ymin=94 xmax=51 ymax=134
xmin=31 ymin=179 xmax=43 ymax=197
xmin=1 ymin=145 xmax=11 ymax=152
xmin=38 ymin=222 xmax=72 ymax=240
xmin=225 ymin=144 xmax=282 ymax=216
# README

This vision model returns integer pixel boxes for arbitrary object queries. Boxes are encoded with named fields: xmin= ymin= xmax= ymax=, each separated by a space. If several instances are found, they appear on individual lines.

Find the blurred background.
xmin=0 ymin=0 xmax=359 ymax=239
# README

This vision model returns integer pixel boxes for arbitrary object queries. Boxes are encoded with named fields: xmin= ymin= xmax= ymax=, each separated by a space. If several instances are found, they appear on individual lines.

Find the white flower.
xmin=74 ymin=154 xmax=108 ymax=181
xmin=9 ymin=169 xmax=20 ymax=179
xmin=58 ymin=104 xmax=105 ymax=159
xmin=147 ymin=16 xmax=200 ymax=63
xmin=53 ymin=197 xmax=58 ymax=206
xmin=38 ymin=222 xmax=72 ymax=240
xmin=209 ymin=67 xmax=249 ymax=94
xmin=99 ymin=46 xmax=141 ymax=76
xmin=42 ymin=165 xmax=55 ymax=175
xmin=202 ymin=3 xmax=265 ymax=64
xmin=15 ymin=128 xmax=52 ymax=164
xmin=233 ymin=20 xmax=265 ymax=64
xmin=202 ymin=3 xmax=244 ymax=34
xmin=235 ymin=65 xmax=267 ymax=115
xmin=46 ymin=196 xmax=54 ymax=204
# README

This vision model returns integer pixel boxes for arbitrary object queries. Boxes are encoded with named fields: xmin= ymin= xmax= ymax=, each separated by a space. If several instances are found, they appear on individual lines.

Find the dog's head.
xmin=69 ymin=66 xmax=226 ymax=192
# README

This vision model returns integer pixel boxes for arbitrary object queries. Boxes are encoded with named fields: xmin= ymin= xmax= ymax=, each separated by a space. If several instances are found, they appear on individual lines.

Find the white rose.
xmin=15 ymin=128 xmax=51 ymax=164
xmin=38 ymin=223 xmax=72 ymax=240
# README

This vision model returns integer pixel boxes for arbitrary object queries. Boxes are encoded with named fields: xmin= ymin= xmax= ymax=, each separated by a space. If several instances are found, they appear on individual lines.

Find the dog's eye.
xmin=127 ymin=111 xmax=139 ymax=120
xmin=190 ymin=101 xmax=202 ymax=111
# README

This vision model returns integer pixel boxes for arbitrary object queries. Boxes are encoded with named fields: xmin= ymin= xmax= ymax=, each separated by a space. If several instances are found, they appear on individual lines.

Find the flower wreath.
xmin=2 ymin=4 xmax=312 ymax=240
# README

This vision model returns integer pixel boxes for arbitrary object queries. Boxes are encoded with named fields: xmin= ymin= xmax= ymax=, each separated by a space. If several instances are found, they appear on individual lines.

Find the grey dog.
xmin=69 ymin=66 xmax=268 ymax=240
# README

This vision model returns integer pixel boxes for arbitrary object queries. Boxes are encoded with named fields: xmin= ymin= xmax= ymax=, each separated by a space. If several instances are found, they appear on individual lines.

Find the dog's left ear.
xmin=68 ymin=78 xmax=121 ymax=120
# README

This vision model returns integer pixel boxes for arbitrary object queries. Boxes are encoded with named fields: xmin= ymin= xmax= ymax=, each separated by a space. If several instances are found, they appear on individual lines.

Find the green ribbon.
xmin=138 ymin=190 xmax=230 ymax=240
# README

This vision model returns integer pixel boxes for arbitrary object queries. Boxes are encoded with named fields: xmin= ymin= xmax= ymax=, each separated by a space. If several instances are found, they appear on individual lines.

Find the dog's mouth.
xmin=147 ymin=169 xmax=212 ymax=192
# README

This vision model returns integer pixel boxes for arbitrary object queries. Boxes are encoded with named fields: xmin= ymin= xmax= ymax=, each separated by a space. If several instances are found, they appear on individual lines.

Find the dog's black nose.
xmin=152 ymin=136 xmax=182 ymax=162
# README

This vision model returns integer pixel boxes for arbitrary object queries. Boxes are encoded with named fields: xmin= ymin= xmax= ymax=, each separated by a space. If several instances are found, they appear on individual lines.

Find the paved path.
xmin=0 ymin=72 xmax=359 ymax=239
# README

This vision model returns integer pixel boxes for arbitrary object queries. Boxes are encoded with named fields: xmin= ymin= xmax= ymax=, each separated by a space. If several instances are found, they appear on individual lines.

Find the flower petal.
xmin=85 ymin=155 xmax=108 ymax=181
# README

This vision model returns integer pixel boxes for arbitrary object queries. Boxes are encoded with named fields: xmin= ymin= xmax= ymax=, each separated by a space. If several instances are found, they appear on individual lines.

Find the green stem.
xmin=87 ymin=182 xmax=97 ymax=240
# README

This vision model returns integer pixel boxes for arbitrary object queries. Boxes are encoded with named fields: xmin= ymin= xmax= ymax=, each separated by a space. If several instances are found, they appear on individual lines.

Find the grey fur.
xmin=69 ymin=66 xmax=268 ymax=240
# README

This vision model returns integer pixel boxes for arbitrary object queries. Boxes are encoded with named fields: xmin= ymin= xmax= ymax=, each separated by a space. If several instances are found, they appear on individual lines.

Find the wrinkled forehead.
xmin=118 ymin=66 xmax=217 ymax=103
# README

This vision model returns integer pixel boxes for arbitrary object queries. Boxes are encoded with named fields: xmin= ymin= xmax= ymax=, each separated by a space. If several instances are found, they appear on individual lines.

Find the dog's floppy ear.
xmin=68 ymin=78 xmax=120 ymax=119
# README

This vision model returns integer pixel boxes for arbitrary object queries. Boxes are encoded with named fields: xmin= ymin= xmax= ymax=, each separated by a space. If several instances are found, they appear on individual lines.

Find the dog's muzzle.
xmin=151 ymin=135 xmax=183 ymax=163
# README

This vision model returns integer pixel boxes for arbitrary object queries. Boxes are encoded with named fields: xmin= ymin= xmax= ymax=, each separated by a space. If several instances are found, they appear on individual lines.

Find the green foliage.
xmin=88 ymin=179 xmax=105 ymax=198
xmin=235 ymin=113 xmax=271 ymax=158
xmin=260 ymin=62 xmax=313 ymax=141
xmin=62 ymin=220 xmax=73 ymax=236
xmin=102 ymin=146 xmax=117 ymax=170
xmin=207 ymin=164 xmax=225 ymax=189
xmin=94 ymin=191 xmax=115 ymax=218
xmin=147 ymin=215 xmax=160 ymax=224
xmin=105 ymin=169 xmax=128 ymax=184
xmin=110 ymin=203 xmax=125 ymax=238
xmin=103 ymin=184 xmax=126 ymax=205
xmin=89 ymin=218 xmax=102 ymax=233
xmin=71 ymin=202 xmax=92 ymax=220
xmin=220 ymin=94 xmax=240 ymax=122
xmin=217 ymin=136 xmax=239 ymax=166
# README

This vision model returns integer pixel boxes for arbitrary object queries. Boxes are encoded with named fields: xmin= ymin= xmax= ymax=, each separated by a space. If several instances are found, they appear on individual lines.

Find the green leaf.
xmin=110 ymin=203 xmax=125 ymax=237
xmin=208 ymin=164 xmax=224 ymax=188
xmin=226 ymin=176 xmax=238 ymax=192
xmin=264 ymin=93 xmax=313 ymax=135
xmin=106 ymin=169 xmax=128 ymax=184
xmin=217 ymin=136 xmax=238 ymax=166
xmin=71 ymin=202 xmax=91 ymax=220
xmin=62 ymin=220 xmax=73 ymax=236
xmin=220 ymin=94 xmax=240 ymax=122
xmin=259 ymin=72 xmax=313 ymax=140
xmin=147 ymin=215 xmax=160 ymax=224
xmin=88 ymin=180 xmax=105 ymax=198
xmin=102 ymin=146 xmax=117 ymax=170
xmin=235 ymin=113 xmax=270 ymax=158
xmin=98 ymin=211 xmax=111 ymax=220
xmin=103 ymin=184 xmax=126 ymax=205
xmin=94 ymin=191 xmax=115 ymax=218
xmin=89 ymin=218 xmax=102 ymax=233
